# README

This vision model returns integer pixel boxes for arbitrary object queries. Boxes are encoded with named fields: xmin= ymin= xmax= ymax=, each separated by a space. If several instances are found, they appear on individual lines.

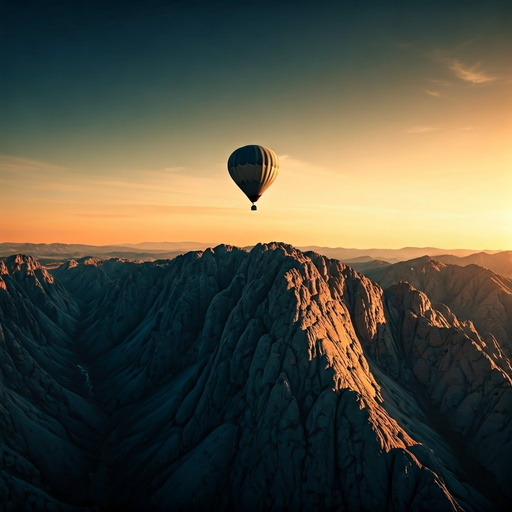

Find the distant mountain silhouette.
xmin=298 ymin=245 xmax=501 ymax=263
xmin=0 ymin=241 xmax=214 ymax=268
xmin=2 ymin=242 xmax=504 ymax=269
xmin=435 ymin=251 xmax=512 ymax=279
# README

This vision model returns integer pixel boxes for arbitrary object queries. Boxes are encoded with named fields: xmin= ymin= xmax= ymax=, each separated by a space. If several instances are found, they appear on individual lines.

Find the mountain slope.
xmin=1 ymin=245 xmax=511 ymax=510
xmin=436 ymin=251 xmax=512 ymax=279
xmin=364 ymin=256 xmax=512 ymax=362
xmin=0 ymin=255 xmax=103 ymax=510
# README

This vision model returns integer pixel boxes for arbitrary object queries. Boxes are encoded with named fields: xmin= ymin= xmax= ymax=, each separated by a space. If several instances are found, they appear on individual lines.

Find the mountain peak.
xmin=4 ymin=253 xmax=42 ymax=273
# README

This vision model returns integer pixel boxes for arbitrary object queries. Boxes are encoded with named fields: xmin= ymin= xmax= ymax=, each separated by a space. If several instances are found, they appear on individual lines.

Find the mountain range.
xmin=0 ymin=243 xmax=511 ymax=510
xmin=0 ymin=242 xmax=214 ymax=267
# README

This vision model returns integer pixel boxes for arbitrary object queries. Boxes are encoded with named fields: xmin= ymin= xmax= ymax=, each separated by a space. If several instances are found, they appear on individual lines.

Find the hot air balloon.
xmin=227 ymin=144 xmax=279 ymax=210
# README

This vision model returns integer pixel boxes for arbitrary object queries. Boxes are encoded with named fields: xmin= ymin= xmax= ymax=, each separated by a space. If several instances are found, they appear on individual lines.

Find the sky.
xmin=1 ymin=0 xmax=511 ymax=249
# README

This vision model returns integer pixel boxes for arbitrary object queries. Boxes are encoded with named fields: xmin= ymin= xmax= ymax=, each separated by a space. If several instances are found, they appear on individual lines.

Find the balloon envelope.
xmin=227 ymin=145 xmax=279 ymax=204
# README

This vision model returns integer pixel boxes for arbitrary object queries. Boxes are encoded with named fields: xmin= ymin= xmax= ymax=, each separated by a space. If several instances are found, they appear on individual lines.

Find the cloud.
xmin=89 ymin=179 xmax=171 ymax=191
xmin=279 ymin=154 xmax=342 ymax=177
xmin=424 ymin=89 xmax=441 ymax=97
xmin=429 ymin=79 xmax=452 ymax=87
xmin=406 ymin=126 xmax=436 ymax=134
xmin=279 ymin=154 xmax=310 ymax=169
xmin=448 ymin=59 xmax=498 ymax=84
xmin=0 ymin=154 xmax=202 ymax=207
xmin=0 ymin=154 xmax=70 ymax=176
xmin=72 ymin=203 xmax=239 ymax=218
xmin=395 ymin=42 xmax=413 ymax=49
xmin=163 ymin=166 xmax=186 ymax=172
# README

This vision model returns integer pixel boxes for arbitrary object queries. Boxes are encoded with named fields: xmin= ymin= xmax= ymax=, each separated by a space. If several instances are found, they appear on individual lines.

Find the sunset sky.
xmin=1 ymin=0 xmax=511 ymax=249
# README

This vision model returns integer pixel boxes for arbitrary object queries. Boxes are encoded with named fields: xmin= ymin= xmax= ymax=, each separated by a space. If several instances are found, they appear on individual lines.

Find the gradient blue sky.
xmin=1 ymin=0 xmax=511 ymax=248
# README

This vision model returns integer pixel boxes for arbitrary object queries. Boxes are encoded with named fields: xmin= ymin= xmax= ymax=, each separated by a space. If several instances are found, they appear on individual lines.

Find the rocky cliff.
xmin=364 ymin=256 xmax=512 ymax=364
xmin=1 ymin=245 xmax=510 ymax=511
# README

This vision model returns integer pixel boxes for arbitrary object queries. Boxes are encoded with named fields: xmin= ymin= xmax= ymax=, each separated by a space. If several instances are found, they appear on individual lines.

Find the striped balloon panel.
xmin=228 ymin=145 xmax=279 ymax=169
xmin=227 ymin=145 xmax=279 ymax=203
xmin=229 ymin=164 xmax=278 ymax=202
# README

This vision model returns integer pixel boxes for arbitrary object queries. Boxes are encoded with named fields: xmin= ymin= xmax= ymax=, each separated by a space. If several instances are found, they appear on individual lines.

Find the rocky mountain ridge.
xmin=364 ymin=256 xmax=512 ymax=362
xmin=1 ymin=245 xmax=511 ymax=511
xmin=435 ymin=252 xmax=512 ymax=279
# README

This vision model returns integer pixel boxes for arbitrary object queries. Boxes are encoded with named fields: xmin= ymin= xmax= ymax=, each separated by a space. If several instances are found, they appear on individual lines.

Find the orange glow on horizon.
xmin=2 ymin=32 xmax=511 ymax=251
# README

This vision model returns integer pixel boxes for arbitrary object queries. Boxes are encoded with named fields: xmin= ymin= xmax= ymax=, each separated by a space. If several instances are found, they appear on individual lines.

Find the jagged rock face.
xmin=364 ymin=257 xmax=512 ymax=363
xmin=1 ymin=245 xmax=511 ymax=511
xmin=384 ymin=284 xmax=512 ymax=490
xmin=0 ymin=255 xmax=103 ymax=510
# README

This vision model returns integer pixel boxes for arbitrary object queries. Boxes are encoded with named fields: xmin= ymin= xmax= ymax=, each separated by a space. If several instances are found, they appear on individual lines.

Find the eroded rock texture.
xmin=364 ymin=257 xmax=512 ymax=356
xmin=1 ymin=245 xmax=511 ymax=511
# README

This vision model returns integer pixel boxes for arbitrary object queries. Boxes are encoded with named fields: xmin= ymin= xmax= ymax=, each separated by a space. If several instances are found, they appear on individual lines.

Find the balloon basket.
xmin=251 ymin=204 xmax=257 ymax=211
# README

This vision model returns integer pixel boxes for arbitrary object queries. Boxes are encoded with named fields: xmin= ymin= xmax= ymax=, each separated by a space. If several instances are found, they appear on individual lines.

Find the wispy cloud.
xmin=0 ymin=154 xmax=212 ymax=209
xmin=279 ymin=154 xmax=342 ymax=177
xmin=424 ymin=89 xmax=441 ymax=97
xmin=0 ymin=154 xmax=71 ymax=176
xmin=405 ymin=125 xmax=477 ymax=136
xmin=406 ymin=126 xmax=437 ymax=134
xmin=89 ymin=179 xmax=170 ymax=191
xmin=279 ymin=154 xmax=310 ymax=169
xmin=161 ymin=166 xmax=186 ymax=173
xmin=448 ymin=59 xmax=498 ymax=84
xmin=0 ymin=154 xmax=190 ymax=187
xmin=72 ymin=203 xmax=239 ymax=218
xmin=429 ymin=79 xmax=452 ymax=87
